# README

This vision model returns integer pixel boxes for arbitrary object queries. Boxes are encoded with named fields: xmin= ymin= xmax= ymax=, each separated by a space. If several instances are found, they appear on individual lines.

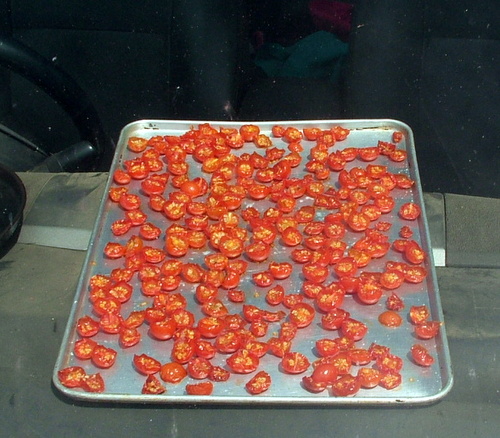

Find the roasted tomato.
xmin=245 ymin=371 xmax=271 ymax=395
xmin=410 ymin=344 xmax=434 ymax=367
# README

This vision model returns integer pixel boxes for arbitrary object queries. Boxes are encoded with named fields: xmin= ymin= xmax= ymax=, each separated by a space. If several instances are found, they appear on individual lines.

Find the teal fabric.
xmin=254 ymin=31 xmax=349 ymax=81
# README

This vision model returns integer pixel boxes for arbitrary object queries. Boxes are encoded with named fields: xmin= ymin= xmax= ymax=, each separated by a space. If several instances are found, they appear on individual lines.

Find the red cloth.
xmin=309 ymin=0 xmax=354 ymax=41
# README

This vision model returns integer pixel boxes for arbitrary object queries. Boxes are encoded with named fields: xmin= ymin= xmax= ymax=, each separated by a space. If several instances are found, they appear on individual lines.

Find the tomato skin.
xmin=246 ymin=371 xmax=272 ymax=395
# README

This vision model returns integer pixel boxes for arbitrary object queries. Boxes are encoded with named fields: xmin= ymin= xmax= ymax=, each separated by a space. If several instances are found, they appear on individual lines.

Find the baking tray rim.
xmin=53 ymin=118 xmax=454 ymax=405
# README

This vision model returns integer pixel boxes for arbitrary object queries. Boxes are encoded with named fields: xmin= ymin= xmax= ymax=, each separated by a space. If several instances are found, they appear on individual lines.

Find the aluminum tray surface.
xmin=53 ymin=119 xmax=453 ymax=405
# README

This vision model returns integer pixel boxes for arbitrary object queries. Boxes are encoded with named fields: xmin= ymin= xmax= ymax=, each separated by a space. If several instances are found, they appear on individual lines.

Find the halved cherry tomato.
xmin=330 ymin=374 xmax=361 ymax=397
xmin=133 ymin=353 xmax=161 ymax=375
xmin=74 ymin=338 xmax=98 ymax=360
xmin=281 ymin=352 xmax=311 ymax=374
xmin=226 ymin=349 xmax=259 ymax=374
xmin=409 ymin=305 xmax=430 ymax=325
xmin=289 ymin=302 xmax=316 ymax=328
xmin=410 ymin=344 xmax=434 ymax=367
xmin=341 ymin=318 xmax=368 ymax=341
xmin=81 ymin=373 xmax=106 ymax=393
xmin=245 ymin=371 xmax=271 ymax=395
xmin=91 ymin=345 xmax=117 ymax=369
xmin=415 ymin=321 xmax=441 ymax=339
xmin=357 ymin=368 xmax=381 ymax=389
xmin=186 ymin=381 xmax=213 ymax=396
xmin=378 ymin=310 xmax=403 ymax=328
xmin=58 ymin=366 xmax=87 ymax=388
xmin=141 ymin=374 xmax=166 ymax=394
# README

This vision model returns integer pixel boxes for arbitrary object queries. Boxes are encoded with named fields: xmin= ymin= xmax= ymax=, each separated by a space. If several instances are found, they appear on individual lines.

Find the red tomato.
xmin=386 ymin=292 xmax=405 ymax=311
xmin=380 ymin=269 xmax=405 ymax=290
xmin=410 ymin=344 xmax=434 ymax=367
xmin=240 ymin=124 xmax=260 ymax=142
xmin=341 ymin=318 xmax=368 ymax=341
xmin=128 ymin=136 xmax=148 ymax=152
xmin=320 ymin=308 xmax=350 ymax=331
xmin=404 ymin=240 xmax=426 ymax=264
xmin=266 ymin=285 xmax=285 ymax=306
xmin=409 ymin=305 xmax=430 ymax=325
xmin=268 ymin=261 xmax=293 ymax=280
xmin=76 ymin=315 xmax=100 ymax=337
xmin=91 ymin=345 xmax=117 ymax=369
xmin=119 ymin=327 xmax=141 ymax=348
xmin=379 ymin=371 xmax=402 ymax=390
xmin=209 ymin=366 xmax=231 ymax=382
xmin=302 ymin=375 xmax=327 ymax=393
xmin=226 ymin=349 xmax=259 ymax=374
xmin=378 ymin=310 xmax=403 ymax=328
xmin=133 ymin=353 xmax=161 ymax=375
xmin=399 ymin=202 xmax=421 ymax=220
xmin=245 ymin=241 xmax=272 ymax=262
xmin=357 ymin=368 xmax=381 ymax=389
xmin=58 ymin=366 xmax=87 ymax=388
xmin=141 ymin=374 xmax=166 ymax=395
xmin=187 ymin=357 xmax=213 ymax=379
xmin=311 ymin=362 xmax=339 ymax=384
xmin=160 ymin=362 xmax=187 ymax=383
xmin=197 ymin=316 xmax=226 ymax=339
xmin=356 ymin=280 xmax=383 ymax=305
xmin=289 ymin=302 xmax=316 ymax=328
xmin=281 ymin=226 xmax=303 ymax=246
xmin=73 ymin=338 xmax=98 ymax=360
xmin=330 ymin=374 xmax=361 ymax=397
xmin=302 ymin=263 xmax=329 ymax=284
xmin=81 ymin=373 xmax=106 ymax=393
xmin=186 ymin=381 xmax=213 ymax=396
xmin=415 ymin=321 xmax=441 ymax=339
xmin=149 ymin=318 xmax=177 ymax=341
xmin=281 ymin=352 xmax=311 ymax=374
xmin=245 ymin=371 xmax=271 ymax=395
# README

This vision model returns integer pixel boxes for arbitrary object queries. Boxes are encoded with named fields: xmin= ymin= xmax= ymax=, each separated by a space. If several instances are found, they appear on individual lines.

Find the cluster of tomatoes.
xmin=58 ymin=123 xmax=440 ymax=398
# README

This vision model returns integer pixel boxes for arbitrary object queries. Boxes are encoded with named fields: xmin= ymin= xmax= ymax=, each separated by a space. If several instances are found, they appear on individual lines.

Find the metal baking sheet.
xmin=53 ymin=119 xmax=453 ymax=405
